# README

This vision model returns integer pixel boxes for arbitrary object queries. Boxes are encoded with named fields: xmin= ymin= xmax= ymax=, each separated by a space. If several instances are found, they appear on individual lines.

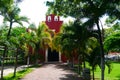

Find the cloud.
xmin=19 ymin=0 xmax=49 ymax=26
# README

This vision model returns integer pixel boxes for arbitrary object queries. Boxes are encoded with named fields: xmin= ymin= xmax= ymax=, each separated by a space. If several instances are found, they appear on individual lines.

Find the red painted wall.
xmin=45 ymin=14 xmax=63 ymax=33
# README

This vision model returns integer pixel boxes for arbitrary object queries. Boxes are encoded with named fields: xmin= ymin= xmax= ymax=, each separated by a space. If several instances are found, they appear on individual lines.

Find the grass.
xmin=94 ymin=62 xmax=120 ymax=80
xmin=74 ymin=62 xmax=120 ymax=80
xmin=3 ymin=68 xmax=33 ymax=80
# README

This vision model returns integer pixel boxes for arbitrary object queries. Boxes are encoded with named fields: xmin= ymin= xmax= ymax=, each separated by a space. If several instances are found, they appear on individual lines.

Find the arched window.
xmin=54 ymin=16 xmax=58 ymax=21
xmin=48 ymin=16 xmax=51 ymax=22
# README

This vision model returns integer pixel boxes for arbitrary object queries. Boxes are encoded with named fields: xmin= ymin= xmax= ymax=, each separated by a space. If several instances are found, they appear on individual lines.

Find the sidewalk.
xmin=20 ymin=63 xmax=83 ymax=80
xmin=0 ymin=65 xmax=28 ymax=78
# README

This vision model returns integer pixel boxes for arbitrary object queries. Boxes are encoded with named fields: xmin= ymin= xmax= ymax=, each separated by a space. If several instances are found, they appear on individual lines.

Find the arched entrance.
xmin=48 ymin=48 xmax=59 ymax=62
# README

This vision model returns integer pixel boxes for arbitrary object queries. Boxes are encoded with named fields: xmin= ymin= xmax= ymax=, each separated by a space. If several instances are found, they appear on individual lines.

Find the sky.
xmin=0 ymin=0 xmax=53 ymax=27
xmin=19 ymin=0 xmax=53 ymax=26
xmin=0 ymin=0 xmax=107 ymax=28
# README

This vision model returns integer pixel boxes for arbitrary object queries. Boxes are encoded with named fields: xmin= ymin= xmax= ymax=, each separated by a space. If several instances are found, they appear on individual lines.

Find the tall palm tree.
xmin=26 ymin=23 xmax=52 ymax=64
xmin=52 ymin=20 xmax=92 ymax=73
xmin=9 ymin=27 xmax=27 ymax=77
xmin=35 ymin=23 xmax=52 ymax=63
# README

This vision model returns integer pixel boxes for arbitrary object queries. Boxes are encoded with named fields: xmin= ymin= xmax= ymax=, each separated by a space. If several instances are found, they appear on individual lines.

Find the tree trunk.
xmin=27 ymin=54 xmax=30 ymax=67
xmin=78 ymin=54 xmax=81 ymax=74
xmin=1 ymin=21 xmax=13 ymax=79
xmin=1 ymin=46 xmax=7 ymax=80
xmin=7 ymin=21 xmax=13 ymax=39
xmin=0 ymin=19 xmax=13 ymax=80
xmin=72 ymin=57 xmax=74 ymax=68
xmin=92 ymin=67 xmax=95 ymax=80
xmin=83 ymin=54 xmax=86 ymax=68
xmin=13 ymin=48 xmax=18 ymax=77
xmin=96 ymin=20 xmax=105 ymax=80
xmin=35 ymin=51 xmax=39 ymax=65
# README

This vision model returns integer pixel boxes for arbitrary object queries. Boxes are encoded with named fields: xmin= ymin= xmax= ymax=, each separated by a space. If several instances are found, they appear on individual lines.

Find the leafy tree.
xmin=104 ymin=22 xmax=120 ymax=52
xmin=3 ymin=6 xmax=29 ymax=39
xmin=104 ymin=31 xmax=120 ymax=52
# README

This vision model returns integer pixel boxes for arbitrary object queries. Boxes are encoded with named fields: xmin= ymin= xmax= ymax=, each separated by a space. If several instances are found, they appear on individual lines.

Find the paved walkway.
xmin=0 ymin=65 xmax=28 ymax=78
xmin=20 ymin=63 xmax=82 ymax=80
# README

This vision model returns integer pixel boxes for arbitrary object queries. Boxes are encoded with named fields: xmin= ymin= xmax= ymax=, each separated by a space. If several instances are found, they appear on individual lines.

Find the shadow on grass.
xmin=55 ymin=63 xmax=70 ymax=70
xmin=116 ymin=74 xmax=120 ymax=80
xmin=59 ymin=74 xmax=83 ymax=80
xmin=28 ymin=64 xmax=42 ymax=68
xmin=17 ymin=69 xmax=28 ymax=74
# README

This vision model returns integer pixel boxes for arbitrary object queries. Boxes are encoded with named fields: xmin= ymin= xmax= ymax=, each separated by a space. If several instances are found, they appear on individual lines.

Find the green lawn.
xmin=74 ymin=62 xmax=120 ymax=80
xmin=3 ymin=68 xmax=33 ymax=80
xmin=94 ymin=62 xmax=120 ymax=80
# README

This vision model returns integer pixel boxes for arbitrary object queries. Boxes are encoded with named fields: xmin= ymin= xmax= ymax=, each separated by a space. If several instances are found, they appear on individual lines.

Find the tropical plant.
xmin=9 ymin=27 xmax=27 ymax=77
xmin=25 ymin=23 xmax=52 ymax=64
xmin=34 ymin=23 xmax=52 ymax=63
xmin=104 ymin=31 xmax=120 ymax=52
xmin=52 ymin=20 xmax=92 ymax=74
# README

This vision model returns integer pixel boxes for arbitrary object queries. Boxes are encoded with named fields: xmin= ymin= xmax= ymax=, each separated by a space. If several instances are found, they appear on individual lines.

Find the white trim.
xmin=48 ymin=16 xmax=51 ymax=22
xmin=45 ymin=48 xmax=48 ymax=62
xmin=59 ymin=51 xmax=61 ymax=62
xmin=54 ymin=16 xmax=58 ymax=21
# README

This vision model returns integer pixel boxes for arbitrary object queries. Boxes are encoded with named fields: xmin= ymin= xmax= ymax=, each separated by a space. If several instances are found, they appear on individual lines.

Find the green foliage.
xmin=0 ymin=0 xmax=14 ymax=14
xmin=46 ymin=0 xmax=120 ymax=20
xmin=104 ymin=31 xmax=120 ymax=52
xmin=2 ymin=5 xmax=29 ymax=25
xmin=9 ymin=27 xmax=27 ymax=46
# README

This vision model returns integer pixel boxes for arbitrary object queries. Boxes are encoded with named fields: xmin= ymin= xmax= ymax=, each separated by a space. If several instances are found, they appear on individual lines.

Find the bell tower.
xmin=45 ymin=14 xmax=63 ymax=33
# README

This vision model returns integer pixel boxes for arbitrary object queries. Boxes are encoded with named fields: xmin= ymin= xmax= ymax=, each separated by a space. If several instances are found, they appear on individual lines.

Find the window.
xmin=48 ymin=16 xmax=51 ymax=22
xmin=54 ymin=16 xmax=58 ymax=21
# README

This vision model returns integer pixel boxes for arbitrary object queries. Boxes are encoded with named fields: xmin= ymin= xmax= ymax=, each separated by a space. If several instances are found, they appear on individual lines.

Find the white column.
xmin=45 ymin=48 xmax=48 ymax=62
xmin=59 ymin=51 xmax=62 ymax=62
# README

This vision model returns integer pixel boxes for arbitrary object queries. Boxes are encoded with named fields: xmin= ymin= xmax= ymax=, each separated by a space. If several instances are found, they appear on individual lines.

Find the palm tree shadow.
xmin=55 ymin=63 xmax=83 ymax=80
xmin=59 ymin=74 xmax=83 ymax=80
xmin=55 ymin=63 xmax=70 ymax=70
xmin=116 ymin=74 xmax=120 ymax=80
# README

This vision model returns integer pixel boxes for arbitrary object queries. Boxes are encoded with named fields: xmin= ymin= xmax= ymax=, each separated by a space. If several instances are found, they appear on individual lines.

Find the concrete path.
xmin=20 ymin=63 xmax=82 ymax=80
xmin=0 ymin=65 xmax=28 ymax=78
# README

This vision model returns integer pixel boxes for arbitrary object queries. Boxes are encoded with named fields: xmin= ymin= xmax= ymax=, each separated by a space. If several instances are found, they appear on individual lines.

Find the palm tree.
xmin=26 ymin=23 xmax=52 ymax=64
xmin=52 ymin=20 xmax=92 ymax=74
xmin=35 ymin=23 xmax=52 ymax=63
xmin=9 ymin=27 xmax=27 ymax=77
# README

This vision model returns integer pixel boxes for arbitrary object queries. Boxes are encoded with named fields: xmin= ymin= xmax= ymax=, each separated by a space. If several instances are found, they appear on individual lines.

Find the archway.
xmin=48 ymin=48 xmax=59 ymax=62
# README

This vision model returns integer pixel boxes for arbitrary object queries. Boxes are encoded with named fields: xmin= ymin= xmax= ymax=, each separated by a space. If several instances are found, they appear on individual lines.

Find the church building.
xmin=44 ymin=14 xmax=67 ymax=62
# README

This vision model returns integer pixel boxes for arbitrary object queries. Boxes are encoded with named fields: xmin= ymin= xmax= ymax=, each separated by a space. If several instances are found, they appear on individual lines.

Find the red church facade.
xmin=43 ymin=14 xmax=67 ymax=62
xmin=27 ymin=14 xmax=78 ymax=63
